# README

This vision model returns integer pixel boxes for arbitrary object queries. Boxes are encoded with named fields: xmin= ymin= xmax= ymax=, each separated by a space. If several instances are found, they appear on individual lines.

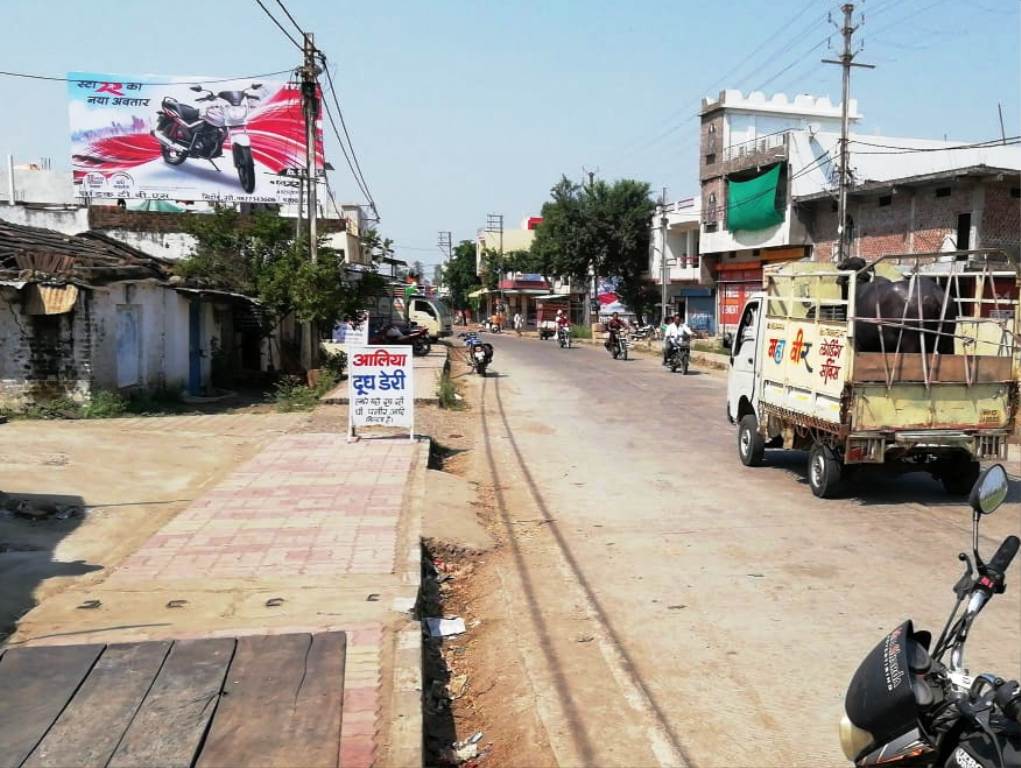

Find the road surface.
xmin=466 ymin=334 xmax=1020 ymax=768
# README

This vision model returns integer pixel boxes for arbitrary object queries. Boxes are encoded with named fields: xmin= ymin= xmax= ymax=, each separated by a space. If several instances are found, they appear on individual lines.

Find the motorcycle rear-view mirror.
xmin=251 ymin=83 xmax=263 ymax=89
xmin=190 ymin=85 xmax=203 ymax=92
xmin=970 ymin=464 xmax=1009 ymax=516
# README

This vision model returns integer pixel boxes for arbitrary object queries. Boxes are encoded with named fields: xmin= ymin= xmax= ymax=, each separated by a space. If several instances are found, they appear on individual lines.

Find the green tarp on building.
xmin=727 ymin=164 xmax=784 ymax=232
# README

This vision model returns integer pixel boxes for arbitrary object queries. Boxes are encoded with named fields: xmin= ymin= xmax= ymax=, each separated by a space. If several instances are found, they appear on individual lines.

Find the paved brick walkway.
xmin=114 ymin=434 xmax=416 ymax=582
xmin=105 ymin=433 xmax=418 ymax=768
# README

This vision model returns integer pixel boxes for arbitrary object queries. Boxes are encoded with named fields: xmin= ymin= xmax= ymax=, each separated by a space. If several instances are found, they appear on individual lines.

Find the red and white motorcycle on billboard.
xmin=152 ymin=83 xmax=263 ymax=193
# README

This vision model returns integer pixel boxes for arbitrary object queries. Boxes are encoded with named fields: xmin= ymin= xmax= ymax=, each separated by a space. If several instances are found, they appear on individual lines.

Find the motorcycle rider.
xmin=604 ymin=311 xmax=627 ymax=353
xmin=555 ymin=309 xmax=570 ymax=340
xmin=663 ymin=313 xmax=693 ymax=365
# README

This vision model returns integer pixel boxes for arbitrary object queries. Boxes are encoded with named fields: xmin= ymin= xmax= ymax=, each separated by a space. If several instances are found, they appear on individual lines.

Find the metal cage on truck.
xmin=737 ymin=249 xmax=1019 ymax=497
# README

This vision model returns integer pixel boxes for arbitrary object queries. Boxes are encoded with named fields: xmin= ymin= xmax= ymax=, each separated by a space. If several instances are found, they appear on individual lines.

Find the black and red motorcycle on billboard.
xmin=840 ymin=464 xmax=1020 ymax=767
xmin=153 ymin=83 xmax=263 ymax=193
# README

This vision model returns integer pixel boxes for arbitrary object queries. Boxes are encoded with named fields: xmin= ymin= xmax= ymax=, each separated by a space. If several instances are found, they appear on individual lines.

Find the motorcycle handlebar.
xmin=987 ymin=535 xmax=1020 ymax=584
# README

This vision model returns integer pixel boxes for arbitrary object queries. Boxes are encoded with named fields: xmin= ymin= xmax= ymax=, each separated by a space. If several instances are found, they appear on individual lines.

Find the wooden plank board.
xmin=22 ymin=641 xmax=171 ymax=768
xmin=108 ymin=638 xmax=235 ymax=768
xmin=0 ymin=644 xmax=104 ymax=768
xmin=852 ymin=353 xmax=1013 ymax=383
xmin=197 ymin=632 xmax=347 ymax=768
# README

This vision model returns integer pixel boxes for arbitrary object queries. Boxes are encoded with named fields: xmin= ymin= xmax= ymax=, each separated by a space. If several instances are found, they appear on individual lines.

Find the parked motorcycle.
xmin=665 ymin=336 xmax=691 ymax=374
xmin=606 ymin=330 xmax=629 ymax=360
xmin=557 ymin=325 xmax=572 ymax=349
xmin=459 ymin=332 xmax=494 ymax=376
xmin=631 ymin=324 xmax=656 ymax=341
xmin=153 ymin=83 xmax=263 ymax=193
xmin=370 ymin=322 xmax=431 ymax=357
xmin=840 ymin=463 xmax=1020 ymax=768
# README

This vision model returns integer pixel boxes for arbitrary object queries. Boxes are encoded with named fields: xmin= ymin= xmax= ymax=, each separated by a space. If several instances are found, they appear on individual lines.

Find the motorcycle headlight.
xmin=226 ymin=105 xmax=247 ymax=122
xmin=839 ymin=713 xmax=874 ymax=761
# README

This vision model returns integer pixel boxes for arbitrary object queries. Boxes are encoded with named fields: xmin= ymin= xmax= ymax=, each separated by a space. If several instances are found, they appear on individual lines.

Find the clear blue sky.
xmin=1 ymin=0 xmax=1018 ymax=267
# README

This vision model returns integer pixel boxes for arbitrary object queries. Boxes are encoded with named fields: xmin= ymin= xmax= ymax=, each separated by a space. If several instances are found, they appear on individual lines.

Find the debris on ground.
xmin=441 ymin=731 xmax=485 ymax=765
xmin=426 ymin=616 xmax=466 ymax=637
xmin=0 ymin=492 xmax=83 ymax=521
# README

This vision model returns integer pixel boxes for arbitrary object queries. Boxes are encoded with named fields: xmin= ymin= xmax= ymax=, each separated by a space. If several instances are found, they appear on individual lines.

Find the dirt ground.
xmin=416 ymin=354 xmax=559 ymax=768
xmin=0 ymin=412 xmax=307 ymax=640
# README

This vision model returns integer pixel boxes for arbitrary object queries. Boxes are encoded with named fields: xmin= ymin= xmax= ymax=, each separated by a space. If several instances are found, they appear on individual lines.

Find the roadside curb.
xmin=382 ymin=620 xmax=424 ymax=768
xmin=381 ymin=436 xmax=428 ymax=767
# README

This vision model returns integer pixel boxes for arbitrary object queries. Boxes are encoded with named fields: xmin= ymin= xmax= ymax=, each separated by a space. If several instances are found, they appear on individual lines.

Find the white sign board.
xmin=348 ymin=346 xmax=414 ymax=439
xmin=331 ymin=311 xmax=369 ymax=348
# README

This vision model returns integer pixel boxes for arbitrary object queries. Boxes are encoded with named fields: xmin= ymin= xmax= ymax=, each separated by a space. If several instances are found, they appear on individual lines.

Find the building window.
xmin=1011 ymin=187 xmax=1021 ymax=199
xmin=957 ymin=213 xmax=971 ymax=250
xmin=935 ymin=187 xmax=951 ymax=198
xmin=878 ymin=195 xmax=892 ymax=207
xmin=705 ymin=153 xmax=716 ymax=165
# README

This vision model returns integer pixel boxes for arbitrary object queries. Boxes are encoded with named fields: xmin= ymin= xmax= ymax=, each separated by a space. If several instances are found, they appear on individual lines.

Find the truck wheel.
xmin=808 ymin=443 xmax=842 ymax=499
xmin=738 ymin=415 xmax=765 ymax=467
xmin=941 ymin=458 xmax=980 ymax=496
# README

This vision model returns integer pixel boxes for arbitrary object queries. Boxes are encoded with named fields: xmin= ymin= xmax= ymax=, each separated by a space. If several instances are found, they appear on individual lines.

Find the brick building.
xmin=792 ymin=146 xmax=1021 ymax=263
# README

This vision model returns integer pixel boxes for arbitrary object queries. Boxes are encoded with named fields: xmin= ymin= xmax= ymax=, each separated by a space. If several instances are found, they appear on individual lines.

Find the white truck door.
xmin=726 ymin=297 xmax=762 ymax=420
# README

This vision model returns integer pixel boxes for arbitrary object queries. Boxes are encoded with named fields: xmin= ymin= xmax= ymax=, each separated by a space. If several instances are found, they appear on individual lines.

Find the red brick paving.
xmin=105 ymin=436 xmax=413 ymax=768
xmin=113 ymin=434 xmax=415 ymax=582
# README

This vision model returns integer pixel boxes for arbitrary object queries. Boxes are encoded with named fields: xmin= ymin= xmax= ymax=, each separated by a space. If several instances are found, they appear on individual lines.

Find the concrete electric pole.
xmin=301 ymin=33 xmax=319 ymax=264
xmin=659 ymin=188 xmax=669 ymax=326
xmin=299 ymin=32 xmax=321 ymax=370
xmin=485 ymin=214 xmax=504 ymax=317
xmin=823 ymin=3 xmax=873 ymax=264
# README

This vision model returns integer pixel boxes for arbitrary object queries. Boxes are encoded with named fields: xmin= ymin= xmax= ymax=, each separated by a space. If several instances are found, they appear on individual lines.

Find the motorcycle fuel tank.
xmin=843 ymin=621 xmax=934 ymax=762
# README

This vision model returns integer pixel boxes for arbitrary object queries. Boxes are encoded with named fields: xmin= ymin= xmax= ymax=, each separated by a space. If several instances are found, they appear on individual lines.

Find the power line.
xmin=0 ymin=68 xmax=296 ymax=85
xmin=320 ymin=59 xmax=379 ymax=219
xmin=253 ymin=0 xmax=303 ymax=51
xmin=273 ymin=0 xmax=306 ymax=35
xmin=616 ymin=1 xmax=828 ymax=161
xmin=320 ymin=92 xmax=374 ymax=211
xmin=849 ymin=136 xmax=1021 ymax=154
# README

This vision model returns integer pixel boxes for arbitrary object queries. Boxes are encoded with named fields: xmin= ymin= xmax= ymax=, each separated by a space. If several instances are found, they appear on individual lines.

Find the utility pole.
xmin=437 ymin=231 xmax=452 ymax=262
xmin=659 ymin=188 xmax=670 ymax=326
xmin=436 ymin=231 xmax=452 ymax=295
xmin=485 ymin=214 xmax=504 ymax=321
xmin=582 ymin=166 xmax=599 ymax=327
xmin=301 ymin=33 xmax=319 ymax=263
xmin=998 ymin=103 xmax=1007 ymax=144
xmin=823 ymin=3 xmax=873 ymax=263
xmin=298 ymin=32 xmax=321 ymax=371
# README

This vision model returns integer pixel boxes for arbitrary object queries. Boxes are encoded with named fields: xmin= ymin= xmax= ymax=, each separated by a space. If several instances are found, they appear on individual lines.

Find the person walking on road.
xmin=513 ymin=311 xmax=524 ymax=336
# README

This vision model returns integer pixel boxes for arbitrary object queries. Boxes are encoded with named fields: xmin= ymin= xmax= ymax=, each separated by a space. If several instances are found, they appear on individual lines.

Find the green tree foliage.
xmin=177 ymin=207 xmax=385 ymax=331
xmin=531 ymin=176 xmax=657 ymax=317
xmin=444 ymin=239 xmax=482 ymax=308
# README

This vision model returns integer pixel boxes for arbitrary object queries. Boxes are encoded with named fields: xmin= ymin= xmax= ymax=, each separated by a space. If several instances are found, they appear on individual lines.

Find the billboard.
xmin=69 ymin=71 xmax=322 ymax=205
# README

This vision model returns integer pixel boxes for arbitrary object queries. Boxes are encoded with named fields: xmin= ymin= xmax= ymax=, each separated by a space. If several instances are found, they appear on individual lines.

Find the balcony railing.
xmin=722 ymin=131 xmax=789 ymax=163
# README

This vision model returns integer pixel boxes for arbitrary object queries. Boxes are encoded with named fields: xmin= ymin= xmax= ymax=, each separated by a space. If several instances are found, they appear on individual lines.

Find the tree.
xmin=531 ymin=176 xmax=657 ymax=317
xmin=444 ymin=239 xmax=482 ymax=308
xmin=178 ymin=207 xmax=385 ymax=332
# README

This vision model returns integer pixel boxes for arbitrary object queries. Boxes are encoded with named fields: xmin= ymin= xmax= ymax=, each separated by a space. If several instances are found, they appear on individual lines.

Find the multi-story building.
xmin=648 ymin=197 xmax=710 ymax=330
xmin=699 ymin=90 xmax=860 ymax=334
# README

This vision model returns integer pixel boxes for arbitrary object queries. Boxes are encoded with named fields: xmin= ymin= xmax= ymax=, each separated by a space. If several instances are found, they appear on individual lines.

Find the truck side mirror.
xmin=722 ymin=332 xmax=733 ymax=350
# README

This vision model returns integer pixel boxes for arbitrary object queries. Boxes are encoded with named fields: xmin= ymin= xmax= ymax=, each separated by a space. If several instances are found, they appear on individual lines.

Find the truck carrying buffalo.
xmin=725 ymin=250 xmax=1019 ymax=498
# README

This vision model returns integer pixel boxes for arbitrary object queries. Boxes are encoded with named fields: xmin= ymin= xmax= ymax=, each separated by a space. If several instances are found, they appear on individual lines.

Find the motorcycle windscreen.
xmin=844 ymin=621 xmax=925 ymax=756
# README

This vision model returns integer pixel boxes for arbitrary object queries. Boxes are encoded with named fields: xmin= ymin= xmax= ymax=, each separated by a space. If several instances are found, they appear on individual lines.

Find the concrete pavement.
xmin=467 ymin=334 xmax=1020 ymax=768
xmin=9 ymin=432 xmax=429 ymax=768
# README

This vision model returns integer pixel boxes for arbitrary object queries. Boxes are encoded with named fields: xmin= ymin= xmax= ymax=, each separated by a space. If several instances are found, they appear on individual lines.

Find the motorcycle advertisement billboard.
xmin=68 ymin=71 xmax=322 ymax=205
